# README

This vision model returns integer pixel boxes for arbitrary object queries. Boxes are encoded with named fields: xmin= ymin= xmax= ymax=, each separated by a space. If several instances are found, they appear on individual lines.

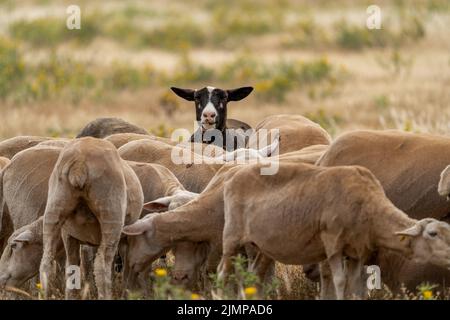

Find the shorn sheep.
xmin=313 ymin=129 xmax=450 ymax=292
xmin=39 ymin=138 xmax=144 ymax=299
xmin=215 ymin=162 xmax=450 ymax=299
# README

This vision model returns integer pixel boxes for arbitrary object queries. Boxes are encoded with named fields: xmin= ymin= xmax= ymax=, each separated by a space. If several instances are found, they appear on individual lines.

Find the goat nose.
xmin=202 ymin=111 xmax=216 ymax=119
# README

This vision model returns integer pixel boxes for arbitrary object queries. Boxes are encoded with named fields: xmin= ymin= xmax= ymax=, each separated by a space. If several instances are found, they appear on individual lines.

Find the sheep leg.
xmin=249 ymin=252 xmax=274 ymax=285
xmin=327 ymin=254 xmax=346 ymax=300
xmin=93 ymin=220 xmax=123 ymax=300
xmin=217 ymin=239 xmax=240 ymax=288
xmin=40 ymin=188 xmax=77 ymax=299
xmin=345 ymin=258 xmax=366 ymax=299
xmin=319 ymin=261 xmax=336 ymax=299
xmin=62 ymin=233 xmax=81 ymax=300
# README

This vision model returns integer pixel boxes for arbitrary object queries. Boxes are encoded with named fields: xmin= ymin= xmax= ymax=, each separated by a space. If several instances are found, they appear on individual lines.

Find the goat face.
xmin=170 ymin=86 xmax=253 ymax=131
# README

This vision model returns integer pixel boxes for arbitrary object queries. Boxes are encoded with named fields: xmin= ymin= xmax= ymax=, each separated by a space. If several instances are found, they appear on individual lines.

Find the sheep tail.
xmin=65 ymin=158 xmax=88 ymax=190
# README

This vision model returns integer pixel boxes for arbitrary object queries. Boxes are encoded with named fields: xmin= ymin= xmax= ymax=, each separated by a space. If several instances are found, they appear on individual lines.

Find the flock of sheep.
xmin=0 ymin=85 xmax=450 ymax=300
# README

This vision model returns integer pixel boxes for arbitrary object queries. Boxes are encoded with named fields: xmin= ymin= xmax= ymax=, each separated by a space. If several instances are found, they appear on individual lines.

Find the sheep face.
xmin=438 ymin=165 xmax=450 ymax=201
xmin=171 ymin=242 xmax=208 ymax=289
xmin=122 ymin=215 xmax=168 ymax=286
xmin=397 ymin=219 xmax=450 ymax=269
xmin=170 ymin=86 xmax=253 ymax=131
xmin=0 ymin=229 xmax=42 ymax=287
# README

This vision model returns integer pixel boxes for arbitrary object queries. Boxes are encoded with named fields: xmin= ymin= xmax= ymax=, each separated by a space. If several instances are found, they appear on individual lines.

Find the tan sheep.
xmin=0 ymin=146 xmax=61 ymax=252
xmin=118 ymin=139 xmax=223 ymax=193
xmin=121 ymin=151 xmax=324 ymax=289
xmin=0 ymin=136 xmax=52 ymax=159
xmin=216 ymin=162 xmax=450 ymax=299
xmin=316 ymin=129 xmax=450 ymax=292
xmin=247 ymin=114 xmax=331 ymax=154
xmin=76 ymin=117 xmax=149 ymax=138
xmin=39 ymin=137 xmax=144 ymax=300
xmin=104 ymin=133 xmax=176 ymax=149
xmin=0 ymin=148 xmax=195 ymax=291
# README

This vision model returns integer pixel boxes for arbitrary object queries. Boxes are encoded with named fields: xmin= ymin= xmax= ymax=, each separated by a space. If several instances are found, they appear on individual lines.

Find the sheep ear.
xmin=13 ymin=230 xmax=33 ymax=243
xmin=122 ymin=219 xmax=154 ymax=236
xmin=171 ymin=87 xmax=195 ymax=101
xmin=142 ymin=196 xmax=173 ymax=213
xmin=395 ymin=224 xmax=422 ymax=237
xmin=227 ymin=87 xmax=253 ymax=101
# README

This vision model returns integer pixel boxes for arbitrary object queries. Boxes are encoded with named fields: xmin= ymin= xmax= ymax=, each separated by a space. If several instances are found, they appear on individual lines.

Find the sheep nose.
xmin=202 ymin=111 xmax=216 ymax=120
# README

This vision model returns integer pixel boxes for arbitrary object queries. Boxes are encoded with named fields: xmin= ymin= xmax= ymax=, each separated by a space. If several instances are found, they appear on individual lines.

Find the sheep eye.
xmin=428 ymin=231 xmax=438 ymax=237
xmin=10 ymin=242 xmax=17 ymax=250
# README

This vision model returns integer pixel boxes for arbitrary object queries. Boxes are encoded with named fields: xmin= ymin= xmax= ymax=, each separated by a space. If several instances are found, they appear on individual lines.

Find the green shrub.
xmin=9 ymin=16 xmax=99 ymax=47
xmin=0 ymin=37 xmax=25 ymax=99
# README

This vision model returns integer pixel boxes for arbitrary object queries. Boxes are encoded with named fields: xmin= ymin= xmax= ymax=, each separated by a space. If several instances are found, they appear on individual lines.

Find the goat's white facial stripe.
xmin=203 ymin=102 xmax=217 ymax=114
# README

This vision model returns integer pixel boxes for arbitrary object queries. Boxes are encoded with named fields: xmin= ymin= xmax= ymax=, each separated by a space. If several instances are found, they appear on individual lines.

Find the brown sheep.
xmin=118 ymin=139 xmax=223 ymax=193
xmin=216 ymin=162 xmax=450 ymax=299
xmin=0 ymin=144 xmax=195 ymax=290
xmin=0 ymin=136 xmax=52 ymax=159
xmin=76 ymin=117 xmax=149 ymax=138
xmin=39 ymin=138 xmax=144 ymax=299
xmin=315 ymin=130 xmax=450 ymax=293
xmin=248 ymin=114 xmax=331 ymax=154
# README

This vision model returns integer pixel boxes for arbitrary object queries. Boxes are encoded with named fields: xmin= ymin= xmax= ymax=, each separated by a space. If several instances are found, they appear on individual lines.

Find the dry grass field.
xmin=0 ymin=0 xmax=450 ymax=300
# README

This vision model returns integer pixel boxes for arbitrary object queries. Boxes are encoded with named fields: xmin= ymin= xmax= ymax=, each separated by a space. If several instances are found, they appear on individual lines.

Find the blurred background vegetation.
xmin=0 ymin=0 xmax=449 ymax=138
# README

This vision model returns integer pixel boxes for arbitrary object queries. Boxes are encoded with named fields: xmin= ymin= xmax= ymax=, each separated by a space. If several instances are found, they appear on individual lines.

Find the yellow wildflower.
xmin=154 ymin=268 xmax=167 ymax=277
xmin=36 ymin=283 xmax=42 ymax=290
xmin=244 ymin=287 xmax=257 ymax=297
xmin=191 ymin=293 xmax=200 ymax=300
xmin=423 ymin=290 xmax=433 ymax=300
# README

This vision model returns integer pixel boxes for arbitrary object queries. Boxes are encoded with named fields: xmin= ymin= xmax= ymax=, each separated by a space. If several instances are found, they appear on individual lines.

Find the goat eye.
xmin=10 ymin=243 xmax=17 ymax=250
xmin=428 ymin=231 xmax=438 ymax=237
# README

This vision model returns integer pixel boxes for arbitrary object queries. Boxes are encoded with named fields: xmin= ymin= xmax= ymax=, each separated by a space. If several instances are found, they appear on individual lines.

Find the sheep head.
xmin=0 ymin=226 xmax=43 ymax=288
xmin=396 ymin=218 xmax=450 ymax=269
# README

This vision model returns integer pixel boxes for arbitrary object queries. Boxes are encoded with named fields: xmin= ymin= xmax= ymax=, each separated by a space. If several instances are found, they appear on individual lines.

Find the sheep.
xmin=104 ymin=133 xmax=177 ymax=149
xmin=118 ymin=139 xmax=223 ymax=193
xmin=171 ymin=86 xmax=254 ymax=150
xmin=36 ymin=139 xmax=70 ymax=148
xmin=215 ymin=162 xmax=450 ymax=299
xmin=39 ymin=137 xmax=144 ymax=299
xmin=76 ymin=117 xmax=149 ymax=138
xmin=0 ymin=147 xmax=196 ymax=291
xmin=0 ymin=146 xmax=62 ymax=253
xmin=277 ymin=144 xmax=329 ymax=165
xmin=438 ymin=165 xmax=450 ymax=201
xmin=0 ymin=136 xmax=52 ymax=159
xmin=0 ymin=157 xmax=9 ymax=170
xmin=248 ymin=114 xmax=331 ymax=154
xmin=122 ymin=163 xmax=241 ymax=289
xmin=314 ymin=129 xmax=450 ymax=292
xmin=121 ymin=149 xmax=323 ymax=289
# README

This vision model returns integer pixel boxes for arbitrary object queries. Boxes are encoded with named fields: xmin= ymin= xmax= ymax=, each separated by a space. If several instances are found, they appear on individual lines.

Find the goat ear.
xmin=13 ymin=230 xmax=33 ymax=243
xmin=171 ymin=87 xmax=195 ymax=101
xmin=227 ymin=86 xmax=254 ymax=101
xmin=122 ymin=219 xmax=153 ymax=236
xmin=142 ymin=196 xmax=172 ymax=213
xmin=395 ymin=224 xmax=422 ymax=237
